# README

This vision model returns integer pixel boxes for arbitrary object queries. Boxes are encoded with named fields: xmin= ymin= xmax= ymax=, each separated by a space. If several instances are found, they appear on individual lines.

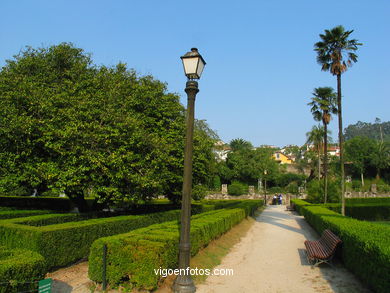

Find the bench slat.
xmin=304 ymin=229 xmax=342 ymax=264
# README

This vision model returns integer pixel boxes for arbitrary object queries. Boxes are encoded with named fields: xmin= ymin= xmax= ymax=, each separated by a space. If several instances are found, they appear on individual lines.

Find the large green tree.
xmin=0 ymin=43 xmax=216 ymax=209
xmin=344 ymin=136 xmax=376 ymax=186
xmin=370 ymin=141 xmax=390 ymax=180
xmin=314 ymin=25 xmax=362 ymax=215
xmin=306 ymin=125 xmax=326 ymax=180
xmin=308 ymin=87 xmax=337 ymax=203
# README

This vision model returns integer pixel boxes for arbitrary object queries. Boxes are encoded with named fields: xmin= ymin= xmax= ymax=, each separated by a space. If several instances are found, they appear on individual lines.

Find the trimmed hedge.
xmin=0 ymin=196 xmax=77 ymax=211
xmin=0 ymin=210 xmax=183 ymax=268
xmin=346 ymin=197 xmax=390 ymax=205
xmin=0 ymin=209 xmax=50 ymax=220
xmin=88 ymin=200 xmax=262 ymax=290
xmin=292 ymin=199 xmax=390 ymax=293
xmin=326 ymin=203 xmax=390 ymax=221
xmin=0 ymin=246 xmax=46 ymax=293
xmin=0 ymin=202 xmax=220 ymax=268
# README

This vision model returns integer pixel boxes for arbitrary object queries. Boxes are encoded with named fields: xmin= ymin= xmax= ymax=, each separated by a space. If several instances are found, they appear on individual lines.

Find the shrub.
xmin=88 ymin=200 xmax=262 ymax=290
xmin=0 ymin=196 xmax=76 ymax=211
xmin=0 ymin=210 xmax=183 ymax=268
xmin=227 ymin=181 xmax=247 ymax=196
xmin=192 ymin=185 xmax=208 ymax=201
xmin=0 ymin=202 xmax=232 ymax=268
xmin=0 ymin=247 xmax=46 ymax=293
xmin=324 ymin=198 xmax=390 ymax=221
xmin=306 ymin=179 xmax=340 ymax=203
xmin=268 ymin=186 xmax=284 ymax=194
xmin=0 ymin=209 xmax=50 ymax=220
xmin=292 ymin=199 xmax=390 ymax=293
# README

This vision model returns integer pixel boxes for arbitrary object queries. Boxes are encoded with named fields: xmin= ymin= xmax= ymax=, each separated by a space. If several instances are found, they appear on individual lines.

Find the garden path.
xmin=196 ymin=205 xmax=371 ymax=293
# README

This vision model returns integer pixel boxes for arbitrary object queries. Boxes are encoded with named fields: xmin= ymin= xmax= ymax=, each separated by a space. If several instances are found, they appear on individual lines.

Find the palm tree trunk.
xmin=324 ymin=122 xmax=328 ymax=204
xmin=337 ymin=73 xmax=345 ymax=216
xmin=318 ymin=144 xmax=321 ymax=180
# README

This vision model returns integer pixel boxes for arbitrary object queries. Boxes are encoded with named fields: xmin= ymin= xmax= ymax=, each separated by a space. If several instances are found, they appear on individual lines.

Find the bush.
xmin=292 ymin=199 xmax=390 ymax=293
xmin=306 ymin=179 xmax=340 ymax=203
xmin=0 ymin=209 xmax=50 ymax=220
xmin=268 ymin=186 xmax=284 ymax=194
xmin=0 ymin=247 xmax=46 ymax=293
xmin=227 ymin=181 xmax=247 ymax=196
xmin=0 ymin=196 xmax=76 ymax=211
xmin=0 ymin=201 xmax=233 ymax=268
xmin=192 ymin=185 xmax=208 ymax=201
xmin=324 ymin=198 xmax=390 ymax=221
xmin=0 ymin=210 xmax=183 ymax=268
xmin=88 ymin=200 xmax=262 ymax=290
xmin=275 ymin=173 xmax=306 ymax=187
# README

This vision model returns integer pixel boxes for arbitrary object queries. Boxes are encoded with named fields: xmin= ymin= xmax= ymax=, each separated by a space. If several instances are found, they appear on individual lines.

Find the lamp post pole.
xmin=173 ymin=48 xmax=206 ymax=293
xmin=173 ymin=81 xmax=198 ymax=293
xmin=264 ymin=170 xmax=267 ymax=205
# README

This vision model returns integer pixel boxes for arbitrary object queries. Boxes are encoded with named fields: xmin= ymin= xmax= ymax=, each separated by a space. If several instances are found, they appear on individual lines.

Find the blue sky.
xmin=1 ymin=0 xmax=389 ymax=147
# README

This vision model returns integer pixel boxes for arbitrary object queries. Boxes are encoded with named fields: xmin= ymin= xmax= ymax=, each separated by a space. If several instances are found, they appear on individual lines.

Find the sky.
xmin=1 ymin=0 xmax=389 ymax=147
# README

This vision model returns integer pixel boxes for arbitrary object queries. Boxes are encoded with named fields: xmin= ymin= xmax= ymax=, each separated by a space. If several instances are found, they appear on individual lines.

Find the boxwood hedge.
xmin=0 ymin=210 xmax=184 ymax=268
xmin=0 ymin=201 xmax=243 ymax=269
xmin=88 ymin=200 xmax=262 ymax=290
xmin=0 ymin=209 xmax=50 ymax=220
xmin=0 ymin=246 xmax=46 ymax=293
xmin=292 ymin=199 xmax=390 ymax=293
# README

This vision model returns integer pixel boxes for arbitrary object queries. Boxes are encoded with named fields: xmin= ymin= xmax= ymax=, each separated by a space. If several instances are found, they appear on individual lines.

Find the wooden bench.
xmin=304 ymin=229 xmax=342 ymax=267
xmin=286 ymin=203 xmax=295 ymax=211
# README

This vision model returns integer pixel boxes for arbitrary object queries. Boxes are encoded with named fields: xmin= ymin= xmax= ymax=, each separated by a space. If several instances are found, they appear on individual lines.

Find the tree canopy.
xmin=0 ymin=43 xmax=217 ymax=208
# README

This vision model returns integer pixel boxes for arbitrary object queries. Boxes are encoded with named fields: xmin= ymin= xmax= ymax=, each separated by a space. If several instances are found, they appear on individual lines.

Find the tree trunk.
xmin=361 ymin=172 xmax=364 ymax=187
xmin=318 ymin=145 xmax=321 ymax=180
xmin=337 ymin=73 xmax=345 ymax=216
xmin=324 ymin=122 xmax=328 ymax=204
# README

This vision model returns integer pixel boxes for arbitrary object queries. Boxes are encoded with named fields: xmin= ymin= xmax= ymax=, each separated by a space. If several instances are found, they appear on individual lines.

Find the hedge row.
xmin=0 ymin=201 xmax=241 ymax=268
xmin=0 ymin=246 xmax=46 ymax=293
xmin=0 ymin=209 xmax=50 ymax=220
xmin=88 ymin=200 xmax=262 ymax=290
xmin=292 ymin=199 xmax=390 ymax=293
xmin=0 ymin=210 xmax=185 ymax=268
xmin=346 ymin=197 xmax=390 ymax=205
xmin=326 ymin=203 xmax=390 ymax=221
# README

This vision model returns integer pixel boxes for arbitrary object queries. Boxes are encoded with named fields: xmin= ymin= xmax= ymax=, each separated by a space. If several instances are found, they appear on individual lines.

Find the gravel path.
xmin=196 ymin=205 xmax=371 ymax=293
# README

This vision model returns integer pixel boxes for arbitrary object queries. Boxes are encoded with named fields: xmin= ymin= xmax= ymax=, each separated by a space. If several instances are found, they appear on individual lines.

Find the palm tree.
xmin=229 ymin=138 xmax=253 ymax=152
xmin=308 ymin=87 xmax=337 ymax=203
xmin=306 ymin=125 xmax=326 ymax=180
xmin=314 ymin=25 xmax=362 ymax=215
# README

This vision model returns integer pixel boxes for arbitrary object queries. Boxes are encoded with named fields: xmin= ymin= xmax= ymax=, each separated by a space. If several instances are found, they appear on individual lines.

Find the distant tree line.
xmin=344 ymin=119 xmax=390 ymax=142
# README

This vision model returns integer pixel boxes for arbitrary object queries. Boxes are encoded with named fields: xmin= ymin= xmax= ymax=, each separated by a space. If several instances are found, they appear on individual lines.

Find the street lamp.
xmin=264 ymin=170 xmax=268 ymax=205
xmin=173 ymin=48 xmax=206 ymax=293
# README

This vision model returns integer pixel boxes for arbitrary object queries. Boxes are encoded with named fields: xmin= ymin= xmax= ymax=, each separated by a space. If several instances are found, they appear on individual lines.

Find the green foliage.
xmin=0 ymin=43 xmax=218 ymax=208
xmin=274 ymin=173 xmax=306 ymax=187
xmin=88 ymin=200 xmax=262 ymax=290
xmin=0 ymin=209 xmax=49 ymax=220
xmin=344 ymin=120 xmax=390 ymax=142
xmin=292 ymin=199 xmax=390 ymax=293
xmin=0 ymin=196 xmax=102 ymax=212
xmin=0 ymin=201 xmax=240 ymax=268
xmin=191 ymin=185 xmax=208 ymax=201
xmin=325 ymin=197 xmax=390 ymax=221
xmin=227 ymin=181 xmax=247 ymax=196
xmin=0 ymin=247 xmax=46 ymax=293
xmin=229 ymin=138 xmax=253 ymax=152
xmin=0 ymin=210 xmax=184 ymax=268
xmin=222 ymin=147 xmax=280 ymax=184
xmin=306 ymin=179 xmax=340 ymax=203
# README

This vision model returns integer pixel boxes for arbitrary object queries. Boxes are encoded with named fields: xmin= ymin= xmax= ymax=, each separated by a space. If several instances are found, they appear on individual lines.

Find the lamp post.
xmin=173 ymin=48 xmax=206 ymax=293
xmin=264 ymin=170 xmax=267 ymax=205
